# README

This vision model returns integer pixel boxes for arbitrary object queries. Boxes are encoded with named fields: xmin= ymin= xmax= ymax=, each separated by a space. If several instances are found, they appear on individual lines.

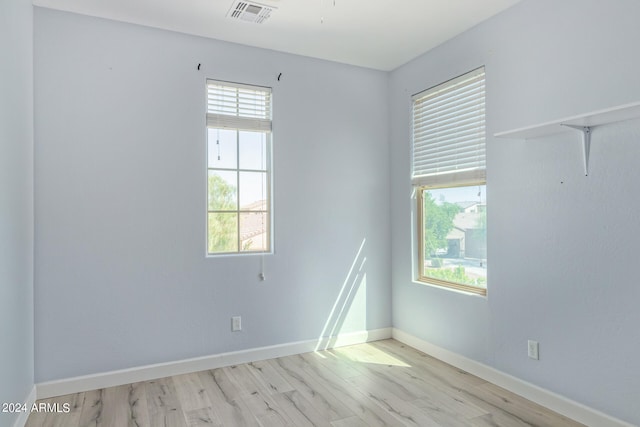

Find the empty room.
xmin=2 ymin=0 xmax=639 ymax=426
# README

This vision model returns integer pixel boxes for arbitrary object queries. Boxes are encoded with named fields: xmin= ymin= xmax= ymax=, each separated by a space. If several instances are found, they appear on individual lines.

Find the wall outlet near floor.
xmin=231 ymin=316 xmax=242 ymax=332
xmin=528 ymin=340 xmax=539 ymax=360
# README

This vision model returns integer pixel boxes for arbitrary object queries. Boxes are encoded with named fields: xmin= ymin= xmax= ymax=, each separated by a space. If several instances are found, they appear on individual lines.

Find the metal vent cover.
xmin=227 ymin=1 xmax=276 ymax=24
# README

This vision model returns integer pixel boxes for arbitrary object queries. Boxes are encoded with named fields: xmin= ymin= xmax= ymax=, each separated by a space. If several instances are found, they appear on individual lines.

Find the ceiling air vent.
xmin=227 ymin=1 xmax=276 ymax=24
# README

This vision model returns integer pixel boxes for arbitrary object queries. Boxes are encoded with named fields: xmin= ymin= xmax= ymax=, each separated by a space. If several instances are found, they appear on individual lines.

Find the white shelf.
xmin=494 ymin=101 xmax=640 ymax=175
xmin=494 ymin=101 xmax=640 ymax=139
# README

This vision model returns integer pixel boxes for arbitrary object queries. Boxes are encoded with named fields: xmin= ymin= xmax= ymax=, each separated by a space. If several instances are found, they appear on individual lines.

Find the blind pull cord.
xmin=217 ymin=129 xmax=221 ymax=161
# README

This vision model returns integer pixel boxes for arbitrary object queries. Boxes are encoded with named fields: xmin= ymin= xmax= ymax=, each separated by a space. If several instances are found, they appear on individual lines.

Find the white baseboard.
xmin=12 ymin=385 xmax=37 ymax=427
xmin=37 ymin=327 xmax=391 ymax=399
xmin=392 ymin=328 xmax=634 ymax=427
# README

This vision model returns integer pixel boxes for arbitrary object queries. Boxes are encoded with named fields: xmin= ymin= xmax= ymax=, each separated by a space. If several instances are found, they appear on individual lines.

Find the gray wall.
xmin=34 ymin=8 xmax=391 ymax=383
xmin=390 ymin=0 xmax=640 ymax=423
xmin=0 ymin=0 xmax=34 ymax=426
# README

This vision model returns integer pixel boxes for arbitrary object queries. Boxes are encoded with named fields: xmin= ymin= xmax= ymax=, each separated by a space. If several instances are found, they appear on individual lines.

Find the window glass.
xmin=207 ymin=129 xmax=237 ymax=169
xmin=420 ymin=185 xmax=487 ymax=291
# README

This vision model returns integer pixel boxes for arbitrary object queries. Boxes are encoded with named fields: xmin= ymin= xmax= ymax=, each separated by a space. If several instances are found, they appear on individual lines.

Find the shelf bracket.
xmin=561 ymin=124 xmax=592 ymax=176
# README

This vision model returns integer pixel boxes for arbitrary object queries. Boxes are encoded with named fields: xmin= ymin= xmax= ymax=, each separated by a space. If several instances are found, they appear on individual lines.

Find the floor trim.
xmin=36 ymin=327 xmax=392 ymax=399
xmin=12 ymin=385 xmax=36 ymax=427
xmin=392 ymin=328 xmax=634 ymax=427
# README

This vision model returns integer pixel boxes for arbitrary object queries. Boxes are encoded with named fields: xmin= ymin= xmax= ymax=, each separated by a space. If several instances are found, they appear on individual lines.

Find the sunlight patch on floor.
xmin=331 ymin=343 xmax=411 ymax=367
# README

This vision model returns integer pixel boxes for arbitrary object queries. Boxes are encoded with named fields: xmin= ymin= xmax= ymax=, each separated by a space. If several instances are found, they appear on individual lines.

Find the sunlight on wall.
xmin=315 ymin=238 xmax=368 ymax=351
xmin=340 ymin=269 xmax=367 ymax=333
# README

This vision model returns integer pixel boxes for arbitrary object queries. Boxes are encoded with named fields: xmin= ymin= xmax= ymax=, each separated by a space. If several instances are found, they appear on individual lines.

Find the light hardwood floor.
xmin=25 ymin=339 xmax=584 ymax=427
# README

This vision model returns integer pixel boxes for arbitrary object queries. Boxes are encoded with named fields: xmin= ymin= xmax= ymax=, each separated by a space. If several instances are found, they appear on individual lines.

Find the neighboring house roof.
xmin=240 ymin=199 xmax=267 ymax=243
xmin=241 ymin=200 xmax=267 ymax=211
xmin=456 ymin=201 xmax=480 ymax=210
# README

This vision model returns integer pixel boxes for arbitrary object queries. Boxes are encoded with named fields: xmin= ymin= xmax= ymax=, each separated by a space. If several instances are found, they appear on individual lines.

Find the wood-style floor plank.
xmin=269 ymin=356 xmax=353 ymax=421
xmin=145 ymin=377 xmax=187 ymax=427
xmin=298 ymin=352 xmax=406 ymax=427
xmin=330 ymin=416 xmax=370 ymax=427
xmin=196 ymin=369 xmax=259 ymax=427
xmin=345 ymin=374 xmax=440 ymax=427
xmin=467 ymin=382 xmax=583 ymax=427
xmin=238 ymin=389 xmax=291 ymax=427
xmin=24 ymin=339 xmax=586 ymax=427
xmin=222 ymin=365 xmax=263 ymax=397
xmin=271 ymin=390 xmax=332 ymax=427
xmin=173 ymin=373 xmax=214 ymax=413
xmin=244 ymin=360 xmax=295 ymax=395
xmin=183 ymin=407 xmax=222 ymax=427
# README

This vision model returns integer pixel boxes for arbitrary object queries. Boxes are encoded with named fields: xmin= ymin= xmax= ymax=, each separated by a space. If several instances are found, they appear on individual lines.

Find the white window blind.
xmin=207 ymin=80 xmax=272 ymax=132
xmin=412 ymin=67 xmax=486 ymax=187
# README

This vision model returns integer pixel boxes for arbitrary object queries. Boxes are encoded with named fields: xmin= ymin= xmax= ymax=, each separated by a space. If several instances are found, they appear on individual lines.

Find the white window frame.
xmin=206 ymin=79 xmax=273 ymax=256
xmin=412 ymin=67 xmax=487 ymax=295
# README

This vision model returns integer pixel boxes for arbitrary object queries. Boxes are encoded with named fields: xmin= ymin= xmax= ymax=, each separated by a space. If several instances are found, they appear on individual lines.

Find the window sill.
xmin=413 ymin=277 xmax=487 ymax=297
xmin=206 ymin=251 xmax=273 ymax=259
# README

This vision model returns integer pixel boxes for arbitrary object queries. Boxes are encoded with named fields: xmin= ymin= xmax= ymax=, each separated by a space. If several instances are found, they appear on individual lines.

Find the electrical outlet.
xmin=528 ymin=340 xmax=539 ymax=360
xmin=231 ymin=316 xmax=242 ymax=332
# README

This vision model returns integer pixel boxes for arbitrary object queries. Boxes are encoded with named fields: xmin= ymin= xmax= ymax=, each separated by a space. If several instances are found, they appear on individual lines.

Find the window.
xmin=412 ymin=67 xmax=487 ymax=295
xmin=206 ymin=80 xmax=272 ymax=255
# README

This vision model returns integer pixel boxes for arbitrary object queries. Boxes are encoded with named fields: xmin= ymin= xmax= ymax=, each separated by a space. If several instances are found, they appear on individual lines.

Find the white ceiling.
xmin=32 ymin=0 xmax=521 ymax=71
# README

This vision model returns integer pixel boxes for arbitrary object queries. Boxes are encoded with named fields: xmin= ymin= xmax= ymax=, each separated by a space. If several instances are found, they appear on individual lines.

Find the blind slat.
xmin=413 ymin=67 xmax=484 ymax=102
xmin=413 ymin=96 xmax=485 ymax=125
xmin=414 ymin=116 xmax=485 ymax=139
xmin=414 ymin=151 xmax=485 ymax=168
xmin=414 ymin=138 xmax=486 ymax=161
xmin=414 ymin=82 xmax=485 ymax=114
xmin=207 ymin=80 xmax=272 ymax=132
xmin=207 ymin=114 xmax=272 ymax=132
xmin=414 ymin=124 xmax=485 ymax=147
xmin=414 ymin=153 xmax=485 ymax=170
xmin=412 ymin=67 xmax=486 ymax=183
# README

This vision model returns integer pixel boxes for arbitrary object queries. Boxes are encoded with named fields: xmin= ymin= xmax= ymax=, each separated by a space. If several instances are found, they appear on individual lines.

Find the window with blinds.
xmin=412 ymin=67 xmax=485 ymax=188
xmin=412 ymin=68 xmax=487 ymax=295
xmin=206 ymin=80 xmax=272 ymax=255
xmin=207 ymin=81 xmax=272 ymax=132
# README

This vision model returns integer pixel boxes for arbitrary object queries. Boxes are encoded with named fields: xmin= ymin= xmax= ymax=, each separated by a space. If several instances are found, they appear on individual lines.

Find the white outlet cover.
xmin=232 ymin=316 xmax=242 ymax=332
xmin=528 ymin=340 xmax=539 ymax=360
